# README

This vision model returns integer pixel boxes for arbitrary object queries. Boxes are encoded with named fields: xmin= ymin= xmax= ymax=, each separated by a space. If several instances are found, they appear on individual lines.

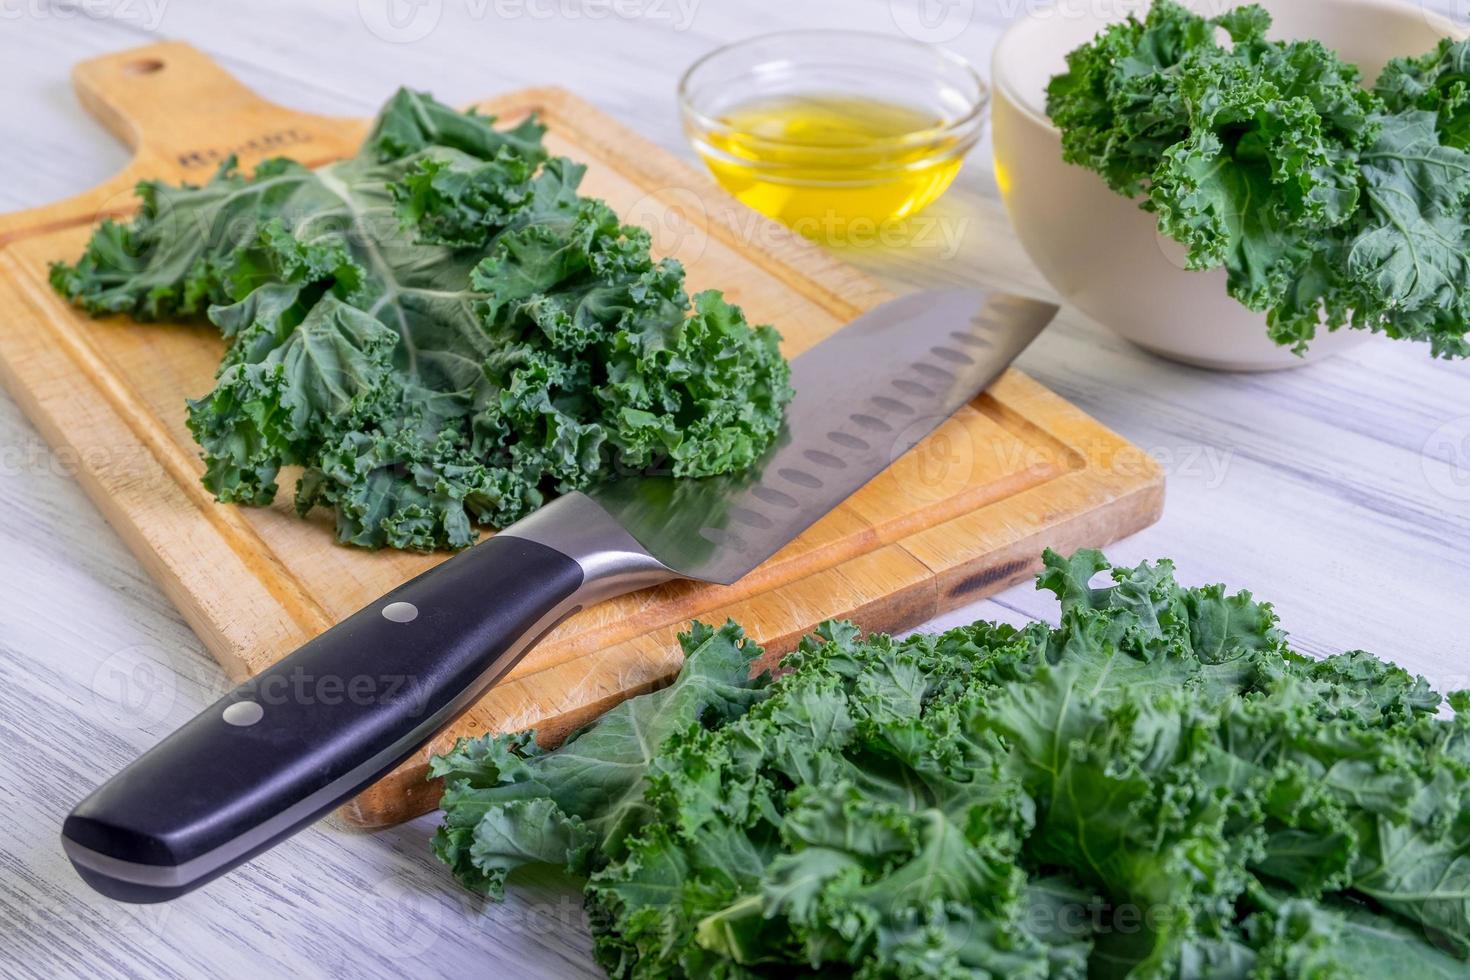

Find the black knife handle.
xmin=63 ymin=493 xmax=673 ymax=903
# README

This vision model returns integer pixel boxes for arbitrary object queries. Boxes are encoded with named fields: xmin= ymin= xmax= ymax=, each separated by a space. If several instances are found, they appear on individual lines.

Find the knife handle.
xmin=62 ymin=493 xmax=672 ymax=903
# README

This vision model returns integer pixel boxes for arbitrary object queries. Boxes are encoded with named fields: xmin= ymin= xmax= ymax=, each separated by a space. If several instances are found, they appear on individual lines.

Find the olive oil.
xmin=697 ymin=94 xmax=964 ymax=240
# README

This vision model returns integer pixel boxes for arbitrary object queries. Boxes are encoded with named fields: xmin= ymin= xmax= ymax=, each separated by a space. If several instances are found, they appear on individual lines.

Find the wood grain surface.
xmin=0 ymin=45 xmax=1162 ymax=828
xmin=2 ymin=3 xmax=1466 ymax=978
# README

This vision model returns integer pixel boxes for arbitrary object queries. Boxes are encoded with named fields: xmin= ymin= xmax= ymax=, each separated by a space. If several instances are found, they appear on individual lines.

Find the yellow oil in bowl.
xmin=696 ymin=94 xmax=966 ymax=238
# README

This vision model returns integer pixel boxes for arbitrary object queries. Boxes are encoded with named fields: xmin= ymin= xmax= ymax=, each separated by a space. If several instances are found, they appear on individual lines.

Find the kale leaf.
xmin=51 ymin=89 xmax=793 ymax=550
xmin=434 ymin=550 xmax=1470 ymax=977
xmin=1046 ymin=0 xmax=1470 ymax=358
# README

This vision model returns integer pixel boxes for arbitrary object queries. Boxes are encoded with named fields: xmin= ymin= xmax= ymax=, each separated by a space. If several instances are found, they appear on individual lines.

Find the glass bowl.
xmin=678 ymin=30 xmax=988 ymax=241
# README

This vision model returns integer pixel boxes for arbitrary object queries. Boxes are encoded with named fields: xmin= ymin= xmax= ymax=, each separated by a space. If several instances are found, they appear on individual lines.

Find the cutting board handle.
xmin=0 ymin=42 xmax=364 ymax=242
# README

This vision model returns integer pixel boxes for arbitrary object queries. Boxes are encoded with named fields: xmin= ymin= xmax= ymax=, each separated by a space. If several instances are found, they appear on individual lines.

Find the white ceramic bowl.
xmin=992 ymin=0 xmax=1467 ymax=371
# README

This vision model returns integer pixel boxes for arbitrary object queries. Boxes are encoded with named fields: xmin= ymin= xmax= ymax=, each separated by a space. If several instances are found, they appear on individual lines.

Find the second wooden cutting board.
xmin=0 ymin=43 xmax=1163 ymax=827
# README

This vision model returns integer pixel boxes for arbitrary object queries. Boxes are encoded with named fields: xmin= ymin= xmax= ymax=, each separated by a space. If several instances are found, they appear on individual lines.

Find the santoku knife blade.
xmin=62 ymin=287 xmax=1056 ymax=902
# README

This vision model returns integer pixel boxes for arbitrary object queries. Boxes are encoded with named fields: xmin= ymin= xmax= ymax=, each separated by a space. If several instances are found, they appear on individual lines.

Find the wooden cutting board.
xmin=0 ymin=43 xmax=1163 ymax=827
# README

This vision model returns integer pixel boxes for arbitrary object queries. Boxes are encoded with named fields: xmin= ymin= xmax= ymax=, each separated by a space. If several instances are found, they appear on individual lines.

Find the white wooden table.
xmin=2 ymin=1 xmax=1467 ymax=976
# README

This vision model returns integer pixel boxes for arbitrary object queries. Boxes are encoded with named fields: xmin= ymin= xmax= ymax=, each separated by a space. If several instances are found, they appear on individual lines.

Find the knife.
xmin=62 ymin=288 xmax=1055 ymax=903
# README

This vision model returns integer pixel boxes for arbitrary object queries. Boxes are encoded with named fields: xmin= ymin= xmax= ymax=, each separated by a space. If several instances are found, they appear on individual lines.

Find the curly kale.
xmin=1046 ymin=0 xmax=1470 ymax=358
xmin=51 ymin=89 xmax=793 ymax=550
xmin=432 ymin=550 xmax=1470 ymax=978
